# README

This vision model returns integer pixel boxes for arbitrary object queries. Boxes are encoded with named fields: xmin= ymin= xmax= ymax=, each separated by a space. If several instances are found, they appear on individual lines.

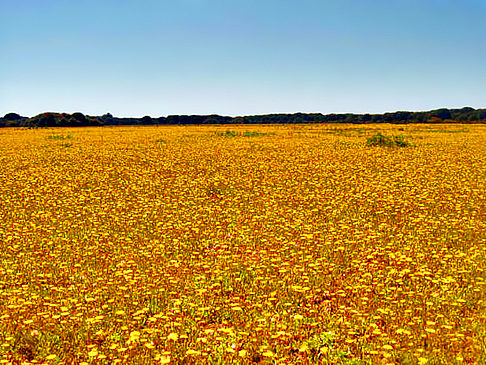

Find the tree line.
xmin=1 ymin=107 xmax=485 ymax=128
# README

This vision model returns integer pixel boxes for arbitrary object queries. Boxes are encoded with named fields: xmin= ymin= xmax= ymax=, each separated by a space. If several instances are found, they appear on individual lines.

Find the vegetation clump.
xmin=216 ymin=131 xmax=272 ymax=137
xmin=366 ymin=132 xmax=412 ymax=147
xmin=46 ymin=134 xmax=71 ymax=140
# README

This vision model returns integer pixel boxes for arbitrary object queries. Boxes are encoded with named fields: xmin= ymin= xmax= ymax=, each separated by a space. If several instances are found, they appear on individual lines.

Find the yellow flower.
xmin=167 ymin=333 xmax=179 ymax=341
xmin=186 ymin=349 xmax=201 ymax=356
xmin=299 ymin=344 xmax=309 ymax=353
xmin=262 ymin=350 xmax=275 ymax=357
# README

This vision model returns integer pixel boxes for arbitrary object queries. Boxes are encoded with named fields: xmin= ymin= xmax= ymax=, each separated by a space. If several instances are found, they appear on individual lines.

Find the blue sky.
xmin=1 ymin=0 xmax=485 ymax=117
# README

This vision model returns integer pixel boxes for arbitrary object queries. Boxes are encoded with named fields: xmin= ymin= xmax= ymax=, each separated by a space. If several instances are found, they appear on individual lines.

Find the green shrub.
xmin=242 ymin=131 xmax=270 ymax=137
xmin=216 ymin=131 xmax=273 ymax=137
xmin=46 ymin=134 xmax=71 ymax=141
xmin=366 ymin=133 xmax=412 ymax=147
xmin=392 ymin=135 xmax=411 ymax=147
xmin=216 ymin=131 xmax=239 ymax=137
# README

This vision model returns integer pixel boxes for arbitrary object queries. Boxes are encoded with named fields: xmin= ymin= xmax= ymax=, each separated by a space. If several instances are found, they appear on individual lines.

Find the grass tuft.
xmin=46 ymin=134 xmax=71 ymax=140
xmin=216 ymin=131 xmax=273 ymax=137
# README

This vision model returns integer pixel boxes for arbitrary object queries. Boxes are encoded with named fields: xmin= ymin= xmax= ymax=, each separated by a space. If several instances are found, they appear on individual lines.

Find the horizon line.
xmin=4 ymin=106 xmax=484 ymax=119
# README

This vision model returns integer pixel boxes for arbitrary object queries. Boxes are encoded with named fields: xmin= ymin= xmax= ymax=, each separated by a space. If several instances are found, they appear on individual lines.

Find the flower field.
xmin=0 ymin=124 xmax=484 ymax=364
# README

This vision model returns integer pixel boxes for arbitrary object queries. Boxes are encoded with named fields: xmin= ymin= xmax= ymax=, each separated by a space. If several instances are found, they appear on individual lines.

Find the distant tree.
xmin=2 ymin=108 xmax=483 ymax=128
xmin=141 ymin=115 xmax=153 ymax=124
xmin=430 ymin=108 xmax=452 ymax=120
xmin=72 ymin=112 xmax=85 ymax=120
xmin=72 ymin=112 xmax=87 ymax=125
xmin=468 ymin=112 xmax=480 ymax=122
xmin=429 ymin=116 xmax=442 ymax=123
xmin=362 ymin=114 xmax=372 ymax=122
xmin=101 ymin=113 xmax=114 ymax=121
xmin=393 ymin=111 xmax=412 ymax=122
xmin=4 ymin=112 xmax=22 ymax=121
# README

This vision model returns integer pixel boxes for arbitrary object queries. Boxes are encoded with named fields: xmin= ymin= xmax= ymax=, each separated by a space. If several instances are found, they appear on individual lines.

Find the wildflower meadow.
xmin=0 ymin=124 xmax=484 ymax=364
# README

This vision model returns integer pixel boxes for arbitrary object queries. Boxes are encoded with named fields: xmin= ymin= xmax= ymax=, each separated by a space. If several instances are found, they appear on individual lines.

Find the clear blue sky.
xmin=1 ymin=0 xmax=485 ymax=117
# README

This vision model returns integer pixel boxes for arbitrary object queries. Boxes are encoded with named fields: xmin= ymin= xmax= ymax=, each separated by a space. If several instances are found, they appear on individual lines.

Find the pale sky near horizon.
xmin=1 ymin=0 xmax=485 ymax=117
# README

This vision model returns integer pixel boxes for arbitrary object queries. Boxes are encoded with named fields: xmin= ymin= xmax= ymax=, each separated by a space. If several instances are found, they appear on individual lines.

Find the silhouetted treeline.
xmin=1 ymin=107 xmax=485 ymax=128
